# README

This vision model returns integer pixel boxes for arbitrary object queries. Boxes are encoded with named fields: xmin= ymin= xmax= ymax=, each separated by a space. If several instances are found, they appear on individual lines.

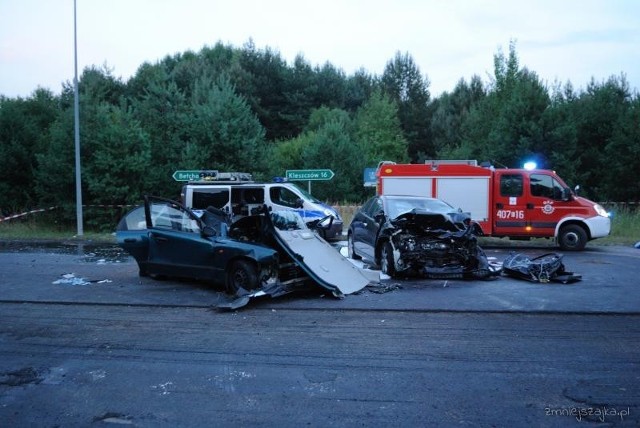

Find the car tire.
xmin=380 ymin=242 xmax=396 ymax=278
xmin=347 ymin=233 xmax=361 ymax=260
xmin=226 ymin=259 xmax=259 ymax=294
xmin=558 ymin=224 xmax=587 ymax=251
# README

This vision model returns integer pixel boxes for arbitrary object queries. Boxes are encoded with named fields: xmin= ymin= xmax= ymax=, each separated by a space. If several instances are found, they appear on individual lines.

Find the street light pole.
xmin=73 ymin=0 xmax=83 ymax=235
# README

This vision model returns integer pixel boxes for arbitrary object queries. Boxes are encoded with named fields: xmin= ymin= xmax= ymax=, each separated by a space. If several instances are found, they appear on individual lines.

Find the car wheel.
xmin=558 ymin=224 xmax=587 ymax=251
xmin=347 ymin=233 xmax=361 ymax=260
xmin=380 ymin=242 xmax=396 ymax=278
xmin=226 ymin=259 xmax=259 ymax=294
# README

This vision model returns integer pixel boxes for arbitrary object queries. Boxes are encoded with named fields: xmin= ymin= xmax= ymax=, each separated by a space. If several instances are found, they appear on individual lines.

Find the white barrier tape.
xmin=0 ymin=206 xmax=59 ymax=222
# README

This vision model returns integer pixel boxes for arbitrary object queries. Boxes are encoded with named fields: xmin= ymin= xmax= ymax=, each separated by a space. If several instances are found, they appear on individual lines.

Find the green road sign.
xmin=172 ymin=170 xmax=208 ymax=181
xmin=285 ymin=169 xmax=335 ymax=181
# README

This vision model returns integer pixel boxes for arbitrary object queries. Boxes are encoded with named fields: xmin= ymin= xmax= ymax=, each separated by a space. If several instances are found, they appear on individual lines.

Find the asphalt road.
xmin=1 ymin=242 xmax=639 ymax=427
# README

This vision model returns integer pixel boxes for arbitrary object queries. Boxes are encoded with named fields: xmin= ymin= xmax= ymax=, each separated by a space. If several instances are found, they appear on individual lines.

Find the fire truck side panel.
xmin=380 ymin=177 xmax=433 ymax=197
xmin=435 ymin=177 xmax=491 ymax=233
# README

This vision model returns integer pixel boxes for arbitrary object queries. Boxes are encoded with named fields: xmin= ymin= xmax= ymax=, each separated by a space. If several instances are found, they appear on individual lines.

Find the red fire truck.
xmin=376 ymin=160 xmax=611 ymax=250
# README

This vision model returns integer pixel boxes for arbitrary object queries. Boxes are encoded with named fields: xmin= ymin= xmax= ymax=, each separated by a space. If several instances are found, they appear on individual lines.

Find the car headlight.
xmin=594 ymin=204 xmax=609 ymax=217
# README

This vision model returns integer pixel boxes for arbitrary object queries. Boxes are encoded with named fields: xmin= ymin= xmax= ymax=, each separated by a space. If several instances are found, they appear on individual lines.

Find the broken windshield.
xmin=385 ymin=196 xmax=455 ymax=219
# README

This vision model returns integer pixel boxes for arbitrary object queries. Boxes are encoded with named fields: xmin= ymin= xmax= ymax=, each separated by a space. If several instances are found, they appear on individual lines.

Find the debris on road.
xmin=53 ymin=273 xmax=112 ymax=286
xmin=502 ymin=253 xmax=582 ymax=284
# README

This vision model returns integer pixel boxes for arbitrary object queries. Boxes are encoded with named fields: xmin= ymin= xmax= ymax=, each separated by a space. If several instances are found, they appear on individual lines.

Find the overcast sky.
xmin=1 ymin=0 xmax=638 ymax=99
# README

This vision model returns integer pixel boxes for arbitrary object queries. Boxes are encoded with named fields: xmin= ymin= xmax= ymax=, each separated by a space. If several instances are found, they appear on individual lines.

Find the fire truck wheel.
xmin=558 ymin=224 xmax=587 ymax=251
xmin=347 ymin=233 xmax=361 ymax=260
xmin=380 ymin=242 xmax=397 ymax=277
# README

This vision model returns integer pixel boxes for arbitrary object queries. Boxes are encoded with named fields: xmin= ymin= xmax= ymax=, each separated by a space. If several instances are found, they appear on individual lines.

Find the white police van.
xmin=180 ymin=171 xmax=343 ymax=239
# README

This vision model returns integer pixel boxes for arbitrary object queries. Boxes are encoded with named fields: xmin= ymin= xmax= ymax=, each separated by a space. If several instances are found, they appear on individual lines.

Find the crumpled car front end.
xmin=382 ymin=210 xmax=495 ymax=279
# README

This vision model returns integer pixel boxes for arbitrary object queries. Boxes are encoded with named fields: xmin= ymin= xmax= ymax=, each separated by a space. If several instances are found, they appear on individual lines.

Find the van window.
xmin=240 ymin=188 xmax=264 ymax=204
xmin=192 ymin=188 xmax=229 ymax=210
xmin=500 ymin=174 xmax=523 ymax=197
xmin=231 ymin=187 xmax=265 ymax=216
xmin=270 ymin=186 xmax=302 ymax=208
xmin=530 ymin=174 xmax=564 ymax=200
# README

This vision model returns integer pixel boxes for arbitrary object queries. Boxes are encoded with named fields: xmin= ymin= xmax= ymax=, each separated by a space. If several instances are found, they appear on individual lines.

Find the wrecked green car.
xmin=116 ymin=196 xmax=370 ymax=308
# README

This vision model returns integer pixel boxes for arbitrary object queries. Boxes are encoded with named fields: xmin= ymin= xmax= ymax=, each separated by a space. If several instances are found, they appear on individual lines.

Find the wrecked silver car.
xmin=116 ymin=196 xmax=370 ymax=308
xmin=348 ymin=195 xmax=495 ymax=279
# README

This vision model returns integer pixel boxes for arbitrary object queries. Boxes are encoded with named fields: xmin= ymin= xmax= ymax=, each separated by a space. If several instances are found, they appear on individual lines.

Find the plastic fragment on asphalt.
xmin=53 ymin=273 xmax=90 ymax=286
xmin=52 ymin=273 xmax=112 ymax=286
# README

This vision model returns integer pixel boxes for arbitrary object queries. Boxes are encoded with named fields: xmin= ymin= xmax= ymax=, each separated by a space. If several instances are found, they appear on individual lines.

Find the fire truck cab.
xmin=376 ymin=160 xmax=611 ymax=250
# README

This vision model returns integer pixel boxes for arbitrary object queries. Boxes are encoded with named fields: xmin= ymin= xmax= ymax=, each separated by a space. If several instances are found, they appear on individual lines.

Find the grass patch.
xmin=600 ymin=207 xmax=640 ymax=245
xmin=0 ymin=214 xmax=116 ymax=243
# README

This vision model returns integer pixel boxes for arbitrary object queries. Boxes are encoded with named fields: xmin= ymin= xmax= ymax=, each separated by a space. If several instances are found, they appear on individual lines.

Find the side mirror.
xmin=295 ymin=198 xmax=304 ymax=209
xmin=574 ymin=185 xmax=580 ymax=196
xmin=374 ymin=210 xmax=385 ymax=223
xmin=562 ymin=188 xmax=572 ymax=201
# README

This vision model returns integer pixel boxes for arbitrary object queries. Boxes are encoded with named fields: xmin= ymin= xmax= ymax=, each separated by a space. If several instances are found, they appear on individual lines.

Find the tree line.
xmin=1 ymin=40 xmax=638 ymax=228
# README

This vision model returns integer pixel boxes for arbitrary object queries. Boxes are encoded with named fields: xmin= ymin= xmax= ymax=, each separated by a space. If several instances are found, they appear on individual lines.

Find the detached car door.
xmin=144 ymin=197 xmax=220 ymax=280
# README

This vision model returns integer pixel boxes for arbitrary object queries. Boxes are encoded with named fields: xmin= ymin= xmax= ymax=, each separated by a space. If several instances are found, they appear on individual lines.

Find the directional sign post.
xmin=285 ymin=169 xmax=335 ymax=181
xmin=172 ymin=170 xmax=207 ymax=182
xmin=285 ymin=169 xmax=334 ymax=194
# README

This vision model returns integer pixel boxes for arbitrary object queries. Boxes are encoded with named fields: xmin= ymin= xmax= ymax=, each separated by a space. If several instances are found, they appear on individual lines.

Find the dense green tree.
xmin=34 ymin=105 xmax=75 ymax=211
xmin=381 ymin=51 xmax=431 ymax=160
xmin=236 ymin=41 xmax=291 ymax=140
xmin=301 ymin=115 xmax=364 ymax=201
xmin=3 ymin=39 xmax=640 ymax=216
xmin=571 ymin=75 xmax=634 ymax=199
xmin=36 ymin=73 xmax=152 ymax=226
xmin=430 ymin=76 xmax=486 ymax=156
xmin=353 ymin=89 xmax=409 ymax=166
xmin=82 ymin=103 xmax=151 ymax=205
xmin=130 ymin=66 xmax=190 ymax=197
xmin=452 ymin=43 xmax=550 ymax=169
xmin=182 ymin=75 xmax=266 ymax=173
xmin=603 ymin=95 xmax=640 ymax=201
xmin=539 ymin=81 xmax=580 ymax=185
xmin=264 ymin=134 xmax=311 ymax=181
xmin=0 ymin=89 xmax=58 ymax=212
xmin=344 ymin=68 xmax=378 ymax=112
